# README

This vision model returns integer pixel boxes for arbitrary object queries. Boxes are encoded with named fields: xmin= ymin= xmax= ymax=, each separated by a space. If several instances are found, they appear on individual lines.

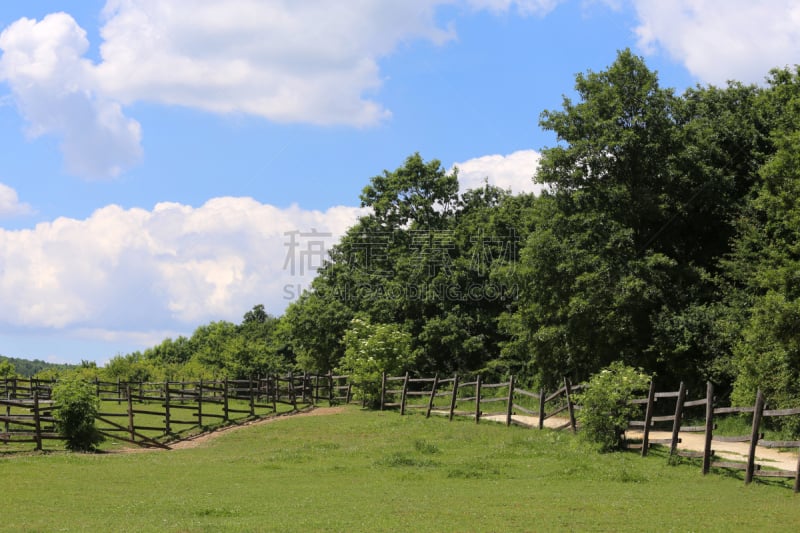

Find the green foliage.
xmin=576 ymin=362 xmax=651 ymax=452
xmin=723 ymin=67 xmax=800 ymax=427
xmin=52 ymin=375 xmax=104 ymax=452
xmin=336 ymin=316 xmax=414 ymax=406
xmin=104 ymin=352 xmax=155 ymax=382
xmin=282 ymin=291 xmax=353 ymax=373
xmin=0 ymin=355 xmax=74 ymax=378
xmin=501 ymin=50 xmax=769 ymax=391
xmin=0 ymin=358 xmax=15 ymax=379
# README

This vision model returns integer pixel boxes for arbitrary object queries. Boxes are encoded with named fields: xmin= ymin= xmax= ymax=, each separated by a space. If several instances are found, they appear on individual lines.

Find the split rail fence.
xmin=380 ymin=372 xmax=581 ymax=431
xmin=1 ymin=373 xmax=354 ymax=451
xmin=380 ymin=373 xmax=800 ymax=492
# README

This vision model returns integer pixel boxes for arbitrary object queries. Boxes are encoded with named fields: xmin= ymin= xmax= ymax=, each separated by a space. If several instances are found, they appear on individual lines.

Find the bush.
xmin=336 ymin=316 xmax=414 ymax=408
xmin=575 ymin=362 xmax=650 ymax=452
xmin=52 ymin=375 xmax=104 ymax=452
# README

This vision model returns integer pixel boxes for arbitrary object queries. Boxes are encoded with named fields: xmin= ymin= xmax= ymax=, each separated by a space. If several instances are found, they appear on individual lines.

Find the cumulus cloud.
xmin=0 ymin=1 xmax=562 ymax=180
xmin=93 ymin=0 xmax=459 ymax=126
xmin=0 ymin=13 xmax=143 ymax=179
xmin=630 ymin=0 xmax=800 ymax=85
xmin=0 ymin=198 xmax=367 ymax=336
xmin=453 ymin=149 xmax=544 ymax=194
xmin=0 ymin=183 xmax=33 ymax=217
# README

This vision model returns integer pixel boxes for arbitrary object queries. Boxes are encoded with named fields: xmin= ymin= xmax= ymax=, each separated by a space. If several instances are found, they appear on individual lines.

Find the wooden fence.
xmin=379 ymin=373 xmax=581 ymax=431
xmin=380 ymin=373 xmax=800 ymax=492
xmin=5 ymin=372 xmax=800 ymax=491
xmin=1 ymin=373 xmax=355 ymax=451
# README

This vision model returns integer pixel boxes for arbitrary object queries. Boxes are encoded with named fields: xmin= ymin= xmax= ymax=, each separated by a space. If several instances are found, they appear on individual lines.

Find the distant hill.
xmin=0 ymin=355 xmax=75 ymax=378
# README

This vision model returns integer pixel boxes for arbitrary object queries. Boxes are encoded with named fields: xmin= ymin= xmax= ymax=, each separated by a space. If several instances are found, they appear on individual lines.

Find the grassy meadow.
xmin=3 ymin=405 xmax=800 ymax=532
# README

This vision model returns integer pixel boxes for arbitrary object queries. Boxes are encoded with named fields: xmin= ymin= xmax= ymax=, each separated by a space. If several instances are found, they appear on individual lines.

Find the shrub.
xmin=52 ymin=375 xmax=104 ymax=452
xmin=336 ymin=316 xmax=414 ymax=407
xmin=575 ymin=362 xmax=650 ymax=452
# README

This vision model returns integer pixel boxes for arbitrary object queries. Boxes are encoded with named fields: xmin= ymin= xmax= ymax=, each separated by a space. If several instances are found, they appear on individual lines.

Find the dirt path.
xmin=483 ymin=414 xmax=800 ymax=472
xmin=624 ymin=429 xmax=799 ymax=471
xmin=107 ymin=406 xmax=345 ymax=454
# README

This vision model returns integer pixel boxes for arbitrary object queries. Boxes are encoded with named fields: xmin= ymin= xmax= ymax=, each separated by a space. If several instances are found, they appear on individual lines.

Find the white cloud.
xmin=630 ymin=0 xmax=800 ymax=85
xmin=0 ymin=197 xmax=367 ymax=337
xmin=93 ymin=0 xmax=458 ymax=126
xmin=0 ymin=183 xmax=33 ymax=217
xmin=0 ymin=1 xmax=556 ymax=180
xmin=453 ymin=149 xmax=544 ymax=194
xmin=0 ymin=13 xmax=143 ymax=179
xmin=466 ymin=0 xmax=563 ymax=15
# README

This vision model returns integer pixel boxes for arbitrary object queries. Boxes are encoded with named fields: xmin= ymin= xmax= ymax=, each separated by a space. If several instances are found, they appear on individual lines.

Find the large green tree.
xmin=725 ymin=67 xmax=800 ymax=418
xmin=502 ymin=50 xmax=768 ymax=390
xmin=289 ymin=154 xmax=534 ymax=377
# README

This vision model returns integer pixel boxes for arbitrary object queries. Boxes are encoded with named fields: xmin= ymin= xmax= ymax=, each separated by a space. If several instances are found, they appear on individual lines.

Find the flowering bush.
xmin=336 ymin=316 xmax=414 ymax=407
xmin=575 ymin=362 xmax=651 ymax=452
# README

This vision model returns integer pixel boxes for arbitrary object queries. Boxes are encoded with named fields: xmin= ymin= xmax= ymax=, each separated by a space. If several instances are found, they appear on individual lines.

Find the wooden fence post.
xmin=33 ymin=389 xmax=42 ymax=451
xmin=475 ymin=375 xmax=482 ymax=424
xmin=380 ymin=372 xmax=387 ymax=411
xmin=289 ymin=373 xmax=298 ymax=411
xmin=249 ymin=377 xmax=256 ymax=417
xmin=327 ymin=372 xmax=334 ymax=406
xmin=702 ymin=382 xmax=714 ymax=475
xmin=164 ymin=382 xmax=171 ymax=435
xmin=126 ymin=385 xmax=135 ymax=442
xmin=426 ymin=374 xmax=439 ymax=418
xmin=197 ymin=379 xmax=204 ymax=428
xmin=449 ymin=374 xmax=459 ymax=422
xmin=223 ymin=379 xmax=230 ymax=422
xmin=641 ymin=380 xmax=656 ymax=457
xmin=745 ymin=390 xmax=765 ymax=484
xmin=400 ymin=372 xmax=409 ymax=416
xmin=538 ymin=388 xmax=546 ymax=430
xmin=795 ymin=443 xmax=800 ymax=493
xmin=506 ymin=375 xmax=515 ymax=427
xmin=272 ymin=375 xmax=278 ymax=413
xmin=4 ymin=396 xmax=9 ymax=436
xmin=564 ymin=378 xmax=576 ymax=433
xmin=669 ymin=382 xmax=686 ymax=456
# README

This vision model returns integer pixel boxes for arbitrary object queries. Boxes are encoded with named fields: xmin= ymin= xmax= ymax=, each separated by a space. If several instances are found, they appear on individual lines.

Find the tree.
xmin=0 ymin=358 xmax=15 ymax=379
xmin=282 ymin=291 xmax=353 ymax=373
xmin=360 ymin=152 xmax=458 ymax=231
xmin=501 ymin=50 xmax=768 ymax=390
xmin=301 ymin=154 xmax=536 ymax=378
xmin=724 ymin=67 xmax=800 ymax=426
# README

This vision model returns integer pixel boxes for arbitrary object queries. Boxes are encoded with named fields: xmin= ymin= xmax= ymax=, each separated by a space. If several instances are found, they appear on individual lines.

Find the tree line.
xmin=19 ymin=50 xmax=800 ymax=430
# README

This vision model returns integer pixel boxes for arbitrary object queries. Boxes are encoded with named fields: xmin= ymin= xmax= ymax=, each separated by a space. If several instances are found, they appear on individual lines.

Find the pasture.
xmin=3 ymin=406 xmax=800 ymax=532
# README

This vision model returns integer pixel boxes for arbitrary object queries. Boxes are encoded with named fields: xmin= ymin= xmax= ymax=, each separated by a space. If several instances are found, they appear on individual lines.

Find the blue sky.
xmin=0 ymin=0 xmax=797 ymax=365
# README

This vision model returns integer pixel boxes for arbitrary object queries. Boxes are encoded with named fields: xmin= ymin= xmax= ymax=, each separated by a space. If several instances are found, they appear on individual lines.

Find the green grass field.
xmin=3 ymin=405 xmax=800 ymax=532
